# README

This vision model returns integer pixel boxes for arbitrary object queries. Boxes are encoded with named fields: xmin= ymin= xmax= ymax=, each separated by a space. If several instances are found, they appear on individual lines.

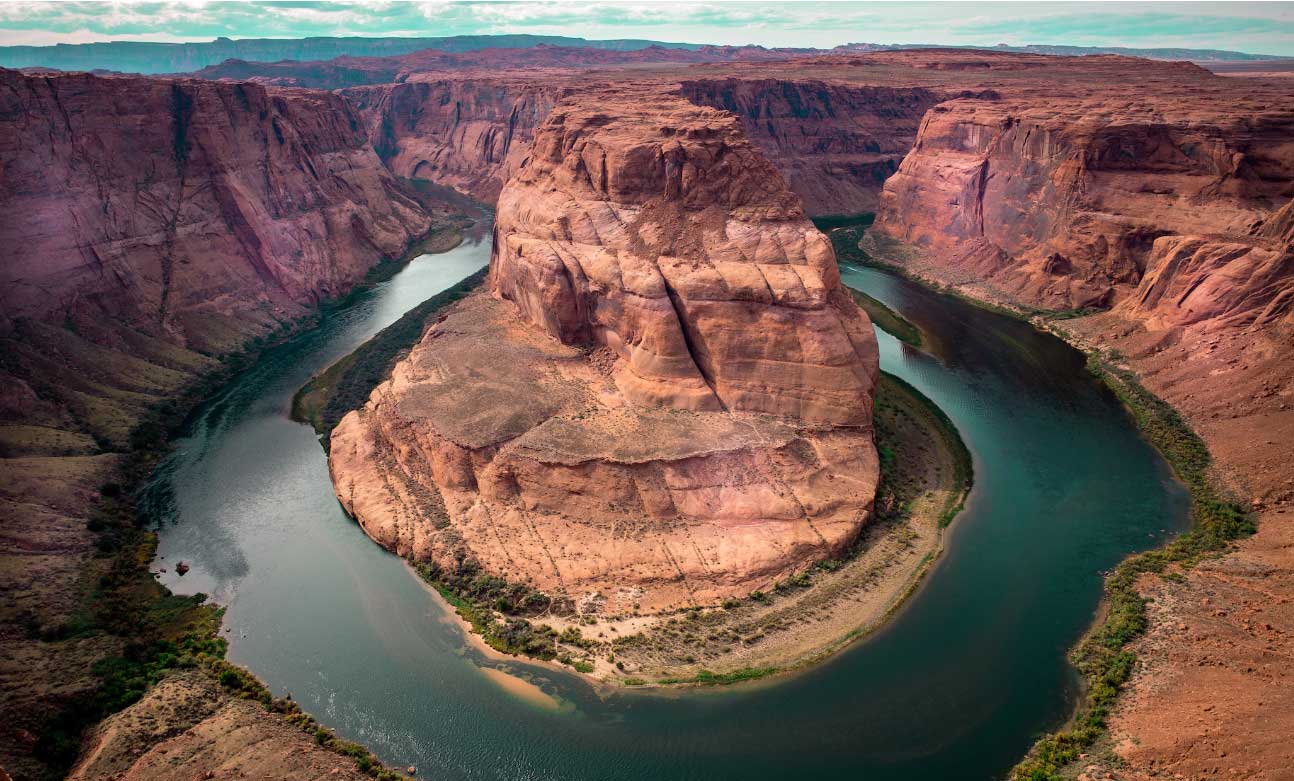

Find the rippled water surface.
xmin=149 ymin=233 xmax=1189 ymax=780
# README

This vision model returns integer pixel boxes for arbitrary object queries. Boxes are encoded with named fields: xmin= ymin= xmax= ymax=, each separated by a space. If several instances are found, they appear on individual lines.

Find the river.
xmin=148 ymin=229 xmax=1189 ymax=780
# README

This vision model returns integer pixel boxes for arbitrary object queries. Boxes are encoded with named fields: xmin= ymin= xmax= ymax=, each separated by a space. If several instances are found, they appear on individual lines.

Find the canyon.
xmin=0 ymin=67 xmax=450 ymax=780
xmin=1 ymin=40 xmax=1293 ymax=781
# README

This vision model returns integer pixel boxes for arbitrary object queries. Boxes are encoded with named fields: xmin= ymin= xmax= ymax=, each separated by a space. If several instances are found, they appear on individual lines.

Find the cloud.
xmin=1 ymin=1 xmax=1291 ymax=55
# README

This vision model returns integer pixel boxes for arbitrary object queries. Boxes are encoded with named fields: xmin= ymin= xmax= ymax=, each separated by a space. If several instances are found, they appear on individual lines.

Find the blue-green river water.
xmin=149 ymin=231 xmax=1189 ymax=779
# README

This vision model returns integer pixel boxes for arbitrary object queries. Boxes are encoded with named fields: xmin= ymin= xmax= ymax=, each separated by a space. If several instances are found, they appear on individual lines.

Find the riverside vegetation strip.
xmin=839 ymin=216 xmax=1256 ymax=781
xmin=299 ymin=273 xmax=971 ymax=686
xmin=1009 ymin=351 xmax=1254 ymax=781
xmin=815 ymin=215 xmax=924 ymax=348
xmin=17 ymin=226 xmax=469 ymax=781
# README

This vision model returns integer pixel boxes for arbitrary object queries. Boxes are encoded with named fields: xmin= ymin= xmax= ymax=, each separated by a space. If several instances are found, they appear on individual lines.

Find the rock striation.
xmin=0 ymin=67 xmax=441 ymax=779
xmin=680 ymin=79 xmax=940 ymax=214
xmin=872 ymin=83 xmax=1294 ymax=315
xmin=859 ymin=54 xmax=1294 ymax=778
xmin=344 ymin=77 xmax=568 ymax=203
xmin=0 ymin=68 xmax=435 ymax=348
xmin=330 ymin=89 xmax=880 ymax=613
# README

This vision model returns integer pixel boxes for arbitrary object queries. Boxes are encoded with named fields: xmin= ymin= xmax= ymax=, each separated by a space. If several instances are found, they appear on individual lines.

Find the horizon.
xmin=1 ymin=1 xmax=1292 ymax=57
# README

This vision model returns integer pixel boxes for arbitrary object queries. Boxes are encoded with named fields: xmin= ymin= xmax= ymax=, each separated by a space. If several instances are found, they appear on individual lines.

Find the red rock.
xmin=872 ymin=84 xmax=1294 ymax=317
xmin=0 ymin=68 xmax=435 ymax=347
xmin=343 ymin=78 xmax=567 ymax=203
xmin=491 ymin=89 xmax=879 ymax=424
xmin=679 ymin=79 xmax=941 ymax=214
xmin=330 ymin=89 xmax=880 ymax=613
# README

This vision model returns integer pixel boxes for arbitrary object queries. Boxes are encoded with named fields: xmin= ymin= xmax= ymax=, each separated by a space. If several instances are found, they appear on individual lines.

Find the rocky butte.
xmin=329 ymin=88 xmax=880 ymax=614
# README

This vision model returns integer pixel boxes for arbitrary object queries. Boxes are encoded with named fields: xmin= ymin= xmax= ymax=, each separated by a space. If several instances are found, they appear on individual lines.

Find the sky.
xmin=1 ymin=1 xmax=1292 ymax=56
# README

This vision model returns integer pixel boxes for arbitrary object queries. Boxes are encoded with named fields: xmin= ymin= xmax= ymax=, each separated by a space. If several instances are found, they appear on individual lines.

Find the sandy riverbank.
xmin=410 ymin=371 xmax=970 ymax=691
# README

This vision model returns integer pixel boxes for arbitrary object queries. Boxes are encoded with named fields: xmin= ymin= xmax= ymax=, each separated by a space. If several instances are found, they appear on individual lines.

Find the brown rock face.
xmin=491 ymin=91 xmax=878 ymax=425
xmin=1121 ymin=233 xmax=1293 ymax=331
xmin=680 ymin=79 xmax=940 ymax=215
xmin=344 ymin=77 xmax=567 ymax=203
xmin=347 ymin=75 xmax=941 ymax=217
xmin=858 ymin=55 xmax=1294 ymax=779
xmin=330 ymin=90 xmax=879 ymax=613
xmin=0 ymin=69 xmax=434 ymax=345
xmin=0 ymin=68 xmax=440 ymax=779
xmin=873 ymin=86 xmax=1294 ymax=313
xmin=68 ymin=672 xmax=371 ymax=781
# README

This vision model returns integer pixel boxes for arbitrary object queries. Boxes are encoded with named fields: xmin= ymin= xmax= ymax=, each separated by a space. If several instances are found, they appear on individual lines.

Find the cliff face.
xmin=873 ymin=92 xmax=1294 ymax=314
xmin=0 ymin=69 xmax=434 ymax=347
xmin=862 ymin=60 xmax=1294 ymax=778
xmin=330 ymin=90 xmax=880 ymax=614
xmin=680 ymin=79 xmax=941 ymax=215
xmin=348 ymin=76 xmax=940 ymax=216
xmin=0 ymin=69 xmax=439 ymax=779
xmin=343 ymin=78 xmax=567 ymax=203
xmin=492 ymin=91 xmax=878 ymax=424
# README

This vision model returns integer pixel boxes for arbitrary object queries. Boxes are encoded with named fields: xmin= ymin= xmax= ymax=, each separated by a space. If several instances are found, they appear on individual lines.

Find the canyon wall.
xmin=864 ymin=60 xmax=1294 ymax=778
xmin=1 ymin=69 xmax=435 ymax=351
xmin=330 ymin=89 xmax=880 ymax=614
xmin=0 ymin=68 xmax=440 ymax=779
xmin=872 ymin=91 xmax=1294 ymax=315
xmin=343 ymin=77 xmax=568 ymax=204
xmin=345 ymin=75 xmax=940 ymax=215
xmin=680 ymin=79 xmax=940 ymax=215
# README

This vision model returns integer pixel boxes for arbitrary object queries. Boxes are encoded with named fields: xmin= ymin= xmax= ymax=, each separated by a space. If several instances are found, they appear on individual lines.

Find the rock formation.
xmin=189 ymin=44 xmax=797 ymax=89
xmin=5 ymin=44 xmax=1293 ymax=780
xmin=857 ymin=54 xmax=1294 ymax=779
xmin=343 ymin=77 xmax=568 ymax=203
xmin=0 ymin=68 xmax=434 ymax=349
xmin=67 ymin=672 xmax=372 ymax=781
xmin=345 ymin=74 xmax=942 ymax=215
xmin=680 ymin=79 xmax=940 ymax=214
xmin=330 ymin=89 xmax=880 ymax=613
xmin=872 ymin=80 xmax=1294 ymax=313
xmin=0 ymin=67 xmax=442 ymax=779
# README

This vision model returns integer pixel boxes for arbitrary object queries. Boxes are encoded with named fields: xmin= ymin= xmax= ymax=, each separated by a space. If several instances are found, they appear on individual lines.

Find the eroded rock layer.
xmin=343 ymin=74 xmax=942 ymax=215
xmin=857 ymin=55 xmax=1294 ymax=778
xmin=680 ymin=79 xmax=940 ymax=214
xmin=0 ymin=67 xmax=441 ymax=779
xmin=872 ymin=83 xmax=1294 ymax=314
xmin=0 ymin=69 xmax=435 ymax=344
xmin=344 ymin=77 xmax=568 ymax=203
xmin=331 ymin=90 xmax=880 ymax=613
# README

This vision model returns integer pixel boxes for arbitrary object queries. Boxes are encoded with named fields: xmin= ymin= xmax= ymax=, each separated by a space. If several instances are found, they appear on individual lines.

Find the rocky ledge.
xmin=329 ymin=89 xmax=880 ymax=615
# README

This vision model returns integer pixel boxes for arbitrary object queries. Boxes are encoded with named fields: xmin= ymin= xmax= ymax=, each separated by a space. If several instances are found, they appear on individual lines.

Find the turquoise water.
xmin=148 ymin=236 xmax=1189 ymax=780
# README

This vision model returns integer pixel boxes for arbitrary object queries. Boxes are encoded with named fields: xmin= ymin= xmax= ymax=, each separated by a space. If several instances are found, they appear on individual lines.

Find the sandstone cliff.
xmin=872 ymin=84 xmax=1294 ymax=314
xmin=343 ymin=77 xmax=567 ymax=203
xmin=0 ymin=68 xmax=441 ymax=779
xmin=330 ymin=89 xmax=880 ymax=614
xmin=860 ymin=58 xmax=1294 ymax=778
xmin=1 ymin=69 xmax=434 ymax=348
xmin=346 ymin=75 xmax=942 ymax=216
xmin=680 ymin=79 xmax=940 ymax=214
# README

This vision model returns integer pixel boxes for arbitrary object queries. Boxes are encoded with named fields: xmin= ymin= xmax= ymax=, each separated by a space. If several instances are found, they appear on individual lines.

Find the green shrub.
xmin=1012 ymin=354 xmax=1255 ymax=780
